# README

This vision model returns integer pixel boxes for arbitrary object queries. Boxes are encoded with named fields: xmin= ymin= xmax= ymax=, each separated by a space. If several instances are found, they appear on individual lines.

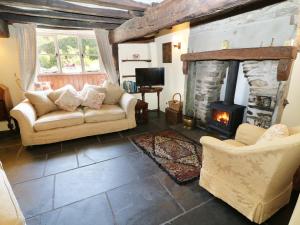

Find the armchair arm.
xmin=10 ymin=100 xmax=36 ymax=144
xmin=119 ymin=93 xmax=137 ymax=124
xmin=235 ymin=123 xmax=266 ymax=145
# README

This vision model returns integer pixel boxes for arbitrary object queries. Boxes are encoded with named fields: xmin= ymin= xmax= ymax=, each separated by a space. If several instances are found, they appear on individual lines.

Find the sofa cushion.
xmin=55 ymin=89 xmax=82 ymax=112
xmin=34 ymin=109 xmax=84 ymax=131
xmin=80 ymin=83 xmax=106 ymax=99
xmin=82 ymin=89 xmax=105 ymax=110
xmin=48 ymin=84 xmax=77 ymax=102
xmin=84 ymin=105 xmax=126 ymax=123
xmin=25 ymin=90 xmax=57 ymax=117
xmin=224 ymin=139 xmax=247 ymax=147
xmin=103 ymin=81 xmax=124 ymax=105
xmin=0 ymin=162 xmax=25 ymax=225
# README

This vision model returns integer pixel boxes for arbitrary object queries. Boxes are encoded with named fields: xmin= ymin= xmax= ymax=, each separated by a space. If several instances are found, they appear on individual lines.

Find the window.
xmin=37 ymin=33 xmax=101 ymax=74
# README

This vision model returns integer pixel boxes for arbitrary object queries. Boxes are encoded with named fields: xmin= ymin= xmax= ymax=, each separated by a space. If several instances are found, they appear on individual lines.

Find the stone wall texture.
xmin=185 ymin=61 xmax=228 ymax=123
xmin=242 ymin=60 xmax=288 ymax=128
xmin=185 ymin=60 xmax=289 ymax=129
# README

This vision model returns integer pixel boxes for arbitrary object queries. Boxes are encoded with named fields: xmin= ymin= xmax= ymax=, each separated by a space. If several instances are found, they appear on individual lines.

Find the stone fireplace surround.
xmin=181 ymin=47 xmax=297 ymax=129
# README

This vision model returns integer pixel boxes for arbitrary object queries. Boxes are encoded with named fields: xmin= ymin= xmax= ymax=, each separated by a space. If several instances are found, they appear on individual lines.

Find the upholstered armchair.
xmin=200 ymin=124 xmax=300 ymax=224
xmin=289 ymin=194 xmax=300 ymax=225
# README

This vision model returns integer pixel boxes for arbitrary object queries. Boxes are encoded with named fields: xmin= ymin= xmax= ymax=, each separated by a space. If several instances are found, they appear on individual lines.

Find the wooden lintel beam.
xmin=0 ymin=19 xmax=9 ymax=38
xmin=0 ymin=5 xmax=127 ymax=24
xmin=67 ymin=0 xmax=149 ymax=11
xmin=181 ymin=47 xmax=298 ymax=61
xmin=0 ymin=13 xmax=119 ymax=30
xmin=0 ymin=0 xmax=132 ymax=19
xmin=109 ymin=0 xmax=283 ymax=43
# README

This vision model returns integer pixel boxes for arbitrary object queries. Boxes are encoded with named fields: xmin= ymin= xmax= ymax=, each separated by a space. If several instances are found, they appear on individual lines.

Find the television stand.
xmin=138 ymin=87 xmax=163 ymax=115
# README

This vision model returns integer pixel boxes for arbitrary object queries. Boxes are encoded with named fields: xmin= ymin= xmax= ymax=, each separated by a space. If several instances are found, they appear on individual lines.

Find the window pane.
xmin=60 ymin=55 xmax=82 ymax=73
xmin=38 ymin=54 xmax=59 ymax=73
xmin=82 ymin=39 xmax=98 ymax=55
xmin=58 ymin=36 xmax=79 ymax=54
xmin=38 ymin=36 xmax=56 ymax=55
xmin=84 ymin=55 xmax=100 ymax=72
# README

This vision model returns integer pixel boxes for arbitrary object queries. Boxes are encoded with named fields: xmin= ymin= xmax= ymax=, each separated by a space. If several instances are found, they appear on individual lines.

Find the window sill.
xmin=38 ymin=72 xmax=106 ymax=76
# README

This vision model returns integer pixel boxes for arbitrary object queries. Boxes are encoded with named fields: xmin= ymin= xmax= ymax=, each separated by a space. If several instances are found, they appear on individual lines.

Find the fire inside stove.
xmin=212 ymin=110 xmax=230 ymax=126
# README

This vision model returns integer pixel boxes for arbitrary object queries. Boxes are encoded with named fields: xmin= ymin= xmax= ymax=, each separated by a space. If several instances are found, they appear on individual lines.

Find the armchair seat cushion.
xmin=34 ymin=109 xmax=84 ymax=131
xmin=224 ymin=139 xmax=247 ymax=147
xmin=84 ymin=105 xmax=125 ymax=123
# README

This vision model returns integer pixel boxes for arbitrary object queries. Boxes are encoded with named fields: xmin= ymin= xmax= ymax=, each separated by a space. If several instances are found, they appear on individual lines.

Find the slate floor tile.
xmin=41 ymin=194 xmax=114 ymax=225
xmin=4 ymin=155 xmax=47 ymax=184
xmin=13 ymin=176 xmax=54 ymax=218
xmin=26 ymin=216 xmax=41 ymax=225
xmin=44 ymin=150 xmax=78 ymax=176
xmin=107 ymin=176 xmax=183 ymax=225
xmin=155 ymin=172 xmax=213 ymax=210
xmin=168 ymin=198 xmax=258 ymax=225
xmin=77 ymin=138 xmax=137 ymax=167
xmin=62 ymin=136 xmax=100 ymax=152
xmin=123 ymin=151 xmax=161 ymax=178
xmin=29 ymin=143 xmax=62 ymax=156
xmin=54 ymin=155 xmax=140 ymax=208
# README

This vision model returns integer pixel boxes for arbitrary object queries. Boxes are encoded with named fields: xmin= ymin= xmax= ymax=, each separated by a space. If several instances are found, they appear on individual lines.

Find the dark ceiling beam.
xmin=66 ymin=0 xmax=149 ymax=11
xmin=0 ymin=5 xmax=126 ymax=24
xmin=109 ymin=0 xmax=284 ymax=43
xmin=0 ymin=13 xmax=119 ymax=30
xmin=0 ymin=19 xmax=10 ymax=37
xmin=0 ymin=0 xmax=133 ymax=19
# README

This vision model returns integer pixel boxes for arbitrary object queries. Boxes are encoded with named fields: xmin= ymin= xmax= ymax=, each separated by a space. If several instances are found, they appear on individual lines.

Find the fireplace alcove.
xmin=181 ymin=46 xmax=297 ymax=136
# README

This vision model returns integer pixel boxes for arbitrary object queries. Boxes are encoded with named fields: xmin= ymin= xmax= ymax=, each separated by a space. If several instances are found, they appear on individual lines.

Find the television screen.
xmin=135 ymin=68 xmax=165 ymax=87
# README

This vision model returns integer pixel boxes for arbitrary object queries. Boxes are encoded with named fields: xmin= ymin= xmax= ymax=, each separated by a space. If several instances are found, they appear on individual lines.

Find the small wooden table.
xmin=135 ymin=99 xmax=148 ymax=124
xmin=138 ymin=87 xmax=163 ymax=115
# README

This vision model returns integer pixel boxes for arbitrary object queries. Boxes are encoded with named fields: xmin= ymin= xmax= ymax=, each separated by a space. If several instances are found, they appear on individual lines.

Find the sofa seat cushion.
xmin=0 ymin=162 xmax=25 ymax=225
xmin=224 ymin=139 xmax=247 ymax=147
xmin=34 ymin=109 xmax=84 ymax=131
xmin=84 ymin=105 xmax=126 ymax=123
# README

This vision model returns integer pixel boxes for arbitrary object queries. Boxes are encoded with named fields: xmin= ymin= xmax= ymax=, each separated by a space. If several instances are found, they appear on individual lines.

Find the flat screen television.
xmin=135 ymin=68 xmax=165 ymax=87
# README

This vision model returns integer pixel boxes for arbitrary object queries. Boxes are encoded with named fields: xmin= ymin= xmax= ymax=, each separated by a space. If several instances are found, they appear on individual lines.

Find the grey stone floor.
xmin=0 ymin=111 xmax=297 ymax=225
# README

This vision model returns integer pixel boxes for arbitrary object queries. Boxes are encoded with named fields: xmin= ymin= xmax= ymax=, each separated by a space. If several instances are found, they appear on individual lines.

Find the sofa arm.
xmin=119 ymin=93 xmax=137 ymax=121
xmin=10 ymin=100 xmax=36 ymax=144
xmin=235 ymin=123 xmax=266 ymax=145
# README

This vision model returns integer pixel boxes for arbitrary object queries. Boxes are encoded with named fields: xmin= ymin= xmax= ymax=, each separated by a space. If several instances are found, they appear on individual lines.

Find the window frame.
xmin=37 ymin=32 xmax=101 ymax=75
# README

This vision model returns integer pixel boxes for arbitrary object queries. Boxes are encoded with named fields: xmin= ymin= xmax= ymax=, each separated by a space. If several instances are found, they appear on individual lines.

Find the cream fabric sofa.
xmin=200 ymin=123 xmax=300 ymax=224
xmin=10 ymin=93 xmax=137 ymax=146
xmin=289 ymin=194 xmax=300 ymax=225
xmin=0 ymin=162 xmax=26 ymax=225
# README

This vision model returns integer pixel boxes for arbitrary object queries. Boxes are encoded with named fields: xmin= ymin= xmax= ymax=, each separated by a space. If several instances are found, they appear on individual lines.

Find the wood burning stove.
xmin=208 ymin=61 xmax=246 ymax=137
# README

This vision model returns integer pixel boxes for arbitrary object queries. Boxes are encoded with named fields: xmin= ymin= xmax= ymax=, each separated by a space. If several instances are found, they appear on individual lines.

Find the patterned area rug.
xmin=132 ymin=130 xmax=202 ymax=184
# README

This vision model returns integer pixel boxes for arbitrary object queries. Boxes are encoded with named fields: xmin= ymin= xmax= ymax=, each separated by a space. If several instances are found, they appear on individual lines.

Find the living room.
xmin=0 ymin=0 xmax=300 ymax=225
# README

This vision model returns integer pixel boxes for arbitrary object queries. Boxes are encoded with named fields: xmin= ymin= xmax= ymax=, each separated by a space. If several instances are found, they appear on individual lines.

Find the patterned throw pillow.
xmin=256 ymin=124 xmax=289 ymax=144
xmin=48 ymin=84 xmax=77 ymax=102
xmin=103 ymin=80 xmax=124 ymax=105
xmin=55 ymin=89 xmax=82 ymax=112
xmin=82 ymin=89 xmax=106 ymax=110
xmin=25 ymin=90 xmax=57 ymax=117
xmin=79 ymin=83 xmax=106 ymax=100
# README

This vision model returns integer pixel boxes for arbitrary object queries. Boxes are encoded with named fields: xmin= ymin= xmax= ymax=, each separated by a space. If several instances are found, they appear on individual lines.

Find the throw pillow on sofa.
xmin=103 ymin=80 xmax=124 ymax=105
xmin=82 ymin=89 xmax=106 ymax=110
xmin=48 ymin=84 xmax=77 ymax=102
xmin=55 ymin=89 xmax=82 ymax=112
xmin=256 ymin=124 xmax=289 ymax=144
xmin=80 ymin=83 xmax=106 ymax=99
xmin=25 ymin=91 xmax=57 ymax=117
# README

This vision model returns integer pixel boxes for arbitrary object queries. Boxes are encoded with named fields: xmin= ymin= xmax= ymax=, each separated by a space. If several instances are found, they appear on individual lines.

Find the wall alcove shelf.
xmin=121 ymin=59 xmax=151 ymax=62
xmin=122 ymin=75 xmax=136 ymax=78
